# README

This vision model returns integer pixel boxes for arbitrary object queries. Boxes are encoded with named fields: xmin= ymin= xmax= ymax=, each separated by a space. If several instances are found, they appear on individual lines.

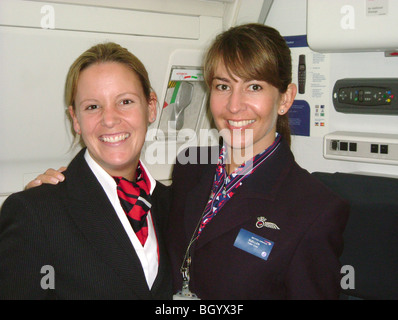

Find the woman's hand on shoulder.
xmin=25 ymin=167 xmax=67 ymax=189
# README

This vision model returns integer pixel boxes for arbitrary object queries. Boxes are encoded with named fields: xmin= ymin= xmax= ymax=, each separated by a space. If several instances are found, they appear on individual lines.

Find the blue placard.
xmin=233 ymin=229 xmax=274 ymax=261
xmin=284 ymin=35 xmax=308 ymax=48
xmin=289 ymin=100 xmax=311 ymax=137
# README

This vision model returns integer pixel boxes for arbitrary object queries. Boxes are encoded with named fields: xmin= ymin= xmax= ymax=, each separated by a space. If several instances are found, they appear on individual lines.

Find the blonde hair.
xmin=204 ymin=23 xmax=293 ymax=145
xmin=65 ymin=42 xmax=153 ymax=146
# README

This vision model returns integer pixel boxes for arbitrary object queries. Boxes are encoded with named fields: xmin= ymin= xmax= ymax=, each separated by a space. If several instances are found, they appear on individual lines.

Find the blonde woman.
xmin=0 ymin=43 xmax=172 ymax=299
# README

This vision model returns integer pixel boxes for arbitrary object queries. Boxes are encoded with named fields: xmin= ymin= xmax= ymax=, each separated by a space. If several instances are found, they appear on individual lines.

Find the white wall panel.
xmin=0 ymin=0 xmax=200 ymax=39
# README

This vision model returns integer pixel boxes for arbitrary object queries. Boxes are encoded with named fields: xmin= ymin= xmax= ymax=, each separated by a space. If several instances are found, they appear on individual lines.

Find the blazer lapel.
xmin=194 ymin=194 xmax=253 ymax=251
xmin=65 ymin=149 xmax=151 ymax=299
xmin=183 ymin=163 xmax=217 ymax=241
xmin=148 ymin=183 xmax=171 ymax=295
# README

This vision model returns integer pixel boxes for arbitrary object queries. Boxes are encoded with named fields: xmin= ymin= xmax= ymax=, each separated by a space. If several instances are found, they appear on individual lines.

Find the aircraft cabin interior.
xmin=0 ymin=0 xmax=397 ymax=300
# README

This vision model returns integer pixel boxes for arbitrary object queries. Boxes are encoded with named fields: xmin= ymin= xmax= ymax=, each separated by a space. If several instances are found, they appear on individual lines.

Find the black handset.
xmin=298 ymin=54 xmax=306 ymax=94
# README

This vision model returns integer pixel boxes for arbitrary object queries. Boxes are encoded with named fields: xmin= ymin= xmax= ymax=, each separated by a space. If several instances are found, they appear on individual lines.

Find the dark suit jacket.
xmin=167 ymin=139 xmax=349 ymax=299
xmin=0 ymin=148 xmax=172 ymax=299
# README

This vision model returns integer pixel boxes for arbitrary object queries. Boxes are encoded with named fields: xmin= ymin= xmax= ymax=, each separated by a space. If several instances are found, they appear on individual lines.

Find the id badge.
xmin=233 ymin=228 xmax=274 ymax=260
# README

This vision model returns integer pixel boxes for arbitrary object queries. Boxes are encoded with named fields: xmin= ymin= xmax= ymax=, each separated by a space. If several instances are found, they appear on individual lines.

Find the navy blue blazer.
xmin=167 ymin=139 xmax=349 ymax=299
xmin=0 ymin=148 xmax=172 ymax=299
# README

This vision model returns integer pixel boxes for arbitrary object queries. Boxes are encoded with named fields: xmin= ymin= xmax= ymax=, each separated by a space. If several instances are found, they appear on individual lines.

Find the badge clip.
xmin=173 ymin=267 xmax=200 ymax=300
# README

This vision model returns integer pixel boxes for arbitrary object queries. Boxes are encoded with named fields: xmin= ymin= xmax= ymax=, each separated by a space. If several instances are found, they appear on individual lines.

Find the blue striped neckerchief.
xmin=197 ymin=133 xmax=282 ymax=237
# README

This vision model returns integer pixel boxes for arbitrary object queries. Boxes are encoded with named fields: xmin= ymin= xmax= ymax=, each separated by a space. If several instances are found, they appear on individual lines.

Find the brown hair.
xmin=204 ymin=23 xmax=293 ymax=145
xmin=65 ymin=42 xmax=153 ymax=146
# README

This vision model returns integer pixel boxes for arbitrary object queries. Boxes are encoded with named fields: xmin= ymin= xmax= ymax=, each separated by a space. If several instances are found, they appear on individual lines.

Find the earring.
xmin=280 ymin=109 xmax=285 ymax=114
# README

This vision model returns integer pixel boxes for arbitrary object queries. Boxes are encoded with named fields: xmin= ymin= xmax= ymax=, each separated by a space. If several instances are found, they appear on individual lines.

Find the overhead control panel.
xmin=332 ymin=78 xmax=398 ymax=115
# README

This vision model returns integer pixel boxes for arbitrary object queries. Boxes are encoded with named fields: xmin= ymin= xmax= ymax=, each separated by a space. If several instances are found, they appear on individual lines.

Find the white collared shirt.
xmin=84 ymin=150 xmax=159 ymax=289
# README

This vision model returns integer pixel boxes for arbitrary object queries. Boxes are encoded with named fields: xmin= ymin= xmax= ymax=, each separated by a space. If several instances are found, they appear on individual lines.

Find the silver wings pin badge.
xmin=256 ymin=216 xmax=280 ymax=230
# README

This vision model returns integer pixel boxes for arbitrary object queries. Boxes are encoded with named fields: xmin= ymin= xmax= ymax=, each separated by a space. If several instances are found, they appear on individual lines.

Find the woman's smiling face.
xmin=69 ymin=62 xmax=156 ymax=180
xmin=210 ymin=62 xmax=287 ymax=159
